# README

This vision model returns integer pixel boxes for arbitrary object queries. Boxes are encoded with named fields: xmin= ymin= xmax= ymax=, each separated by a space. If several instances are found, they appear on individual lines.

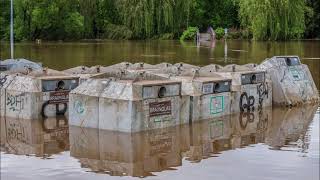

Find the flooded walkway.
xmin=1 ymin=105 xmax=319 ymax=180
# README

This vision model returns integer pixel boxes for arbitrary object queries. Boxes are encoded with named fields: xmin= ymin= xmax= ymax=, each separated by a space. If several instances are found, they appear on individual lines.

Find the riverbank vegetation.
xmin=0 ymin=0 xmax=319 ymax=41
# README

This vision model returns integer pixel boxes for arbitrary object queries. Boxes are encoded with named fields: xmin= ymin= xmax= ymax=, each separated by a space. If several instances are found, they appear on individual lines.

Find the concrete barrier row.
xmin=0 ymin=56 xmax=318 ymax=132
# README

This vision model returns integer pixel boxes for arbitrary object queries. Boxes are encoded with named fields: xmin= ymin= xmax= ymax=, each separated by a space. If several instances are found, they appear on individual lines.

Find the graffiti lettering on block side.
xmin=210 ymin=96 xmax=224 ymax=114
xmin=0 ymin=75 xmax=8 ymax=88
xmin=257 ymin=83 xmax=269 ymax=110
xmin=41 ymin=91 xmax=70 ymax=118
xmin=239 ymin=92 xmax=255 ymax=112
xmin=6 ymin=93 xmax=25 ymax=112
xmin=74 ymin=100 xmax=85 ymax=115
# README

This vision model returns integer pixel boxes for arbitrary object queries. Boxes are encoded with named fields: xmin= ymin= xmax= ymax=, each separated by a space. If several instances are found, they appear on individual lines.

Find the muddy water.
xmin=0 ymin=40 xmax=319 ymax=89
xmin=1 ymin=105 xmax=319 ymax=180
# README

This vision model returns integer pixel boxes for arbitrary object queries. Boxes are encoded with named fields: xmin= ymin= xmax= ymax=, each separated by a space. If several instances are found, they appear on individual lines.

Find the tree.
xmin=238 ymin=0 xmax=306 ymax=40
xmin=305 ymin=0 xmax=320 ymax=38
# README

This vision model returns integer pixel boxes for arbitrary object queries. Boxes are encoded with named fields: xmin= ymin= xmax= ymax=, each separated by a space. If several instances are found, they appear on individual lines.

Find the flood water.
xmin=1 ymin=105 xmax=319 ymax=180
xmin=0 ymin=40 xmax=320 ymax=180
xmin=0 ymin=40 xmax=319 ymax=88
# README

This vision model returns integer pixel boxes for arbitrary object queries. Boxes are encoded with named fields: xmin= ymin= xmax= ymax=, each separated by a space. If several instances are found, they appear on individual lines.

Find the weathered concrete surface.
xmin=69 ymin=70 xmax=190 ymax=132
xmin=150 ymin=67 xmax=233 ymax=122
xmin=214 ymin=64 xmax=273 ymax=113
xmin=257 ymin=56 xmax=319 ymax=106
xmin=69 ymin=78 xmax=112 ymax=129
xmin=1 ymin=65 xmax=79 ymax=119
xmin=0 ymin=59 xmax=42 ymax=72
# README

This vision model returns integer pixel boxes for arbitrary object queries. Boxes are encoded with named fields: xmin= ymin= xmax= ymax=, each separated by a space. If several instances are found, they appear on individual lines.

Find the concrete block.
xmin=1 ymin=64 xmax=79 ymax=119
xmin=258 ymin=56 xmax=319 ymax=106
xmin=149 ymin=67 xmax=232 ymax=122
xmin=69 ymin=70 xmax=190 ymax=132
xmin=216 ymin=64 xmax=273 ymax=113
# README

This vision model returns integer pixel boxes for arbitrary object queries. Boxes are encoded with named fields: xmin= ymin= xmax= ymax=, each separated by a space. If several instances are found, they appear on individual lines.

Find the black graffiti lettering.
xmin=239 ymin=92 xmax=255 ymax=112
xmin=6 ymin=93 xmax=25 ymax=112
xmin=0 ymin=75 xmax=8 ymax=87
xmin=41 ymin=101 xmax=68 ymax=118
xmin=257 ymin=83 xmax=269 ymax=110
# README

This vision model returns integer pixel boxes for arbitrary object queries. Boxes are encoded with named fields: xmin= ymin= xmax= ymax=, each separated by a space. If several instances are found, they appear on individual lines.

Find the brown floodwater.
xmin=0 ymin=40 xmax=319 ymax=88
xmin=0 ymin=105 xmax=319 ymax=180
xmin=0 ymin=40 xmax=319 ymax=179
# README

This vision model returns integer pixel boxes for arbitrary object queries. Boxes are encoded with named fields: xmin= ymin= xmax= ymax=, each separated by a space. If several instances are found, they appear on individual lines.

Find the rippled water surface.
xmin=0 ymin=40 xmax=319 ymax=88
xmin=1 ymin=105 xmax=319 ymax=180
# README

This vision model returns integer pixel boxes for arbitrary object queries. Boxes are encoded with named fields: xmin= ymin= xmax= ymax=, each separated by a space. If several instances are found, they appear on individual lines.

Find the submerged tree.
xmin=238 ymin=0 xmax=306 ymax=40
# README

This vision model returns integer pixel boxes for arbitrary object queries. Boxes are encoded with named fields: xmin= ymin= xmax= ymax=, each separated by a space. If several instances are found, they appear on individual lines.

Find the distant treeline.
xmin=0 ymin=0 xmax=319 ymax=41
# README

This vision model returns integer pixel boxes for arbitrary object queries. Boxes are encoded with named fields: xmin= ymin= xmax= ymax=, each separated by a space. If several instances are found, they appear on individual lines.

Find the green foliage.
xmin=0 ymin=0 xmax=317 ymax=40
xmin=180 ymin=27 xmax=199 ymax=41
xmin=102 ymin=23 xmax=133 ymax=39
xmin=64 ymin=12 xmax=84 ymax=39
xmin=238 ymin=0 xmax=306 ymax=40
xmin=305 ymin=0 xmax=320 ymax=38
xmin=158 ymin=33 xmax=175 ymax=40
xmin=215 ymin=27 xmax=225 ymax=40
xmin=189 ymin=0 xmax=240 ymax=31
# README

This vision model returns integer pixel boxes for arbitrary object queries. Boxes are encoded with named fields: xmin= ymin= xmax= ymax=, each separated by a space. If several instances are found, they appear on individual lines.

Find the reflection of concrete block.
xmin=1 ymin=117 xmax=69 ymax=156
xmin=258 ymin=56 xmax=319 ymax=106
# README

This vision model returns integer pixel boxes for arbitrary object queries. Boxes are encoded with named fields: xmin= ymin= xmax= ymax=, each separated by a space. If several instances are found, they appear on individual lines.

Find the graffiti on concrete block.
xmin=210 ymin=96 xmax=224 ymax=114
xmin=41 ymin=102 xmax=68 ymax=118
xmin=239 ymin=92 xmax=255 ymax=112
xmin=6 ymin=93 xmax=25 ymax=112
xmin=149 ymin=101 xmax=172 ymax=117
xmin=74 ymin=100 xmax=85 ymax=115
xmin=41 ymin=91 xmax=70 ymax=118
xmin=0 ymin=75 xmax=8 ymax=87
xmin=289 ymin=66 xmax=304 ymax=81
xmin=257 ymin=83 xmax=269 ymax=110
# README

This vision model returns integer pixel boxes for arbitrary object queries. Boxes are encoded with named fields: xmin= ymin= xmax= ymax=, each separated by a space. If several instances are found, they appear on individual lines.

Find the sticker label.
xmin=49 ymin=91 xmax=70 ymax=104
xmin=210 ymin=96 xmax=224 ymax=114
xmin=149 ymin=101 xmax=172 ymax=117
xmin=289 ymin=66 xmax=304 ymax=81
xmin=203 ymin=83 xmax=214 ymax=94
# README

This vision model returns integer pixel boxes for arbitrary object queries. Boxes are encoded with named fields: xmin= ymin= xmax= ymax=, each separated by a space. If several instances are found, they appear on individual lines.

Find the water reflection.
xmin=0 ymin=117 xmax=69 ymax=158
xmin=66 ymin=105 xmax=317 ymax=177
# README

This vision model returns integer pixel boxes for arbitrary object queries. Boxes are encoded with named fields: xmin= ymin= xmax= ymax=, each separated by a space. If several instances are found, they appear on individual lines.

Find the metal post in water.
xmin=10 ymin=0 xmax=14 ymax=59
